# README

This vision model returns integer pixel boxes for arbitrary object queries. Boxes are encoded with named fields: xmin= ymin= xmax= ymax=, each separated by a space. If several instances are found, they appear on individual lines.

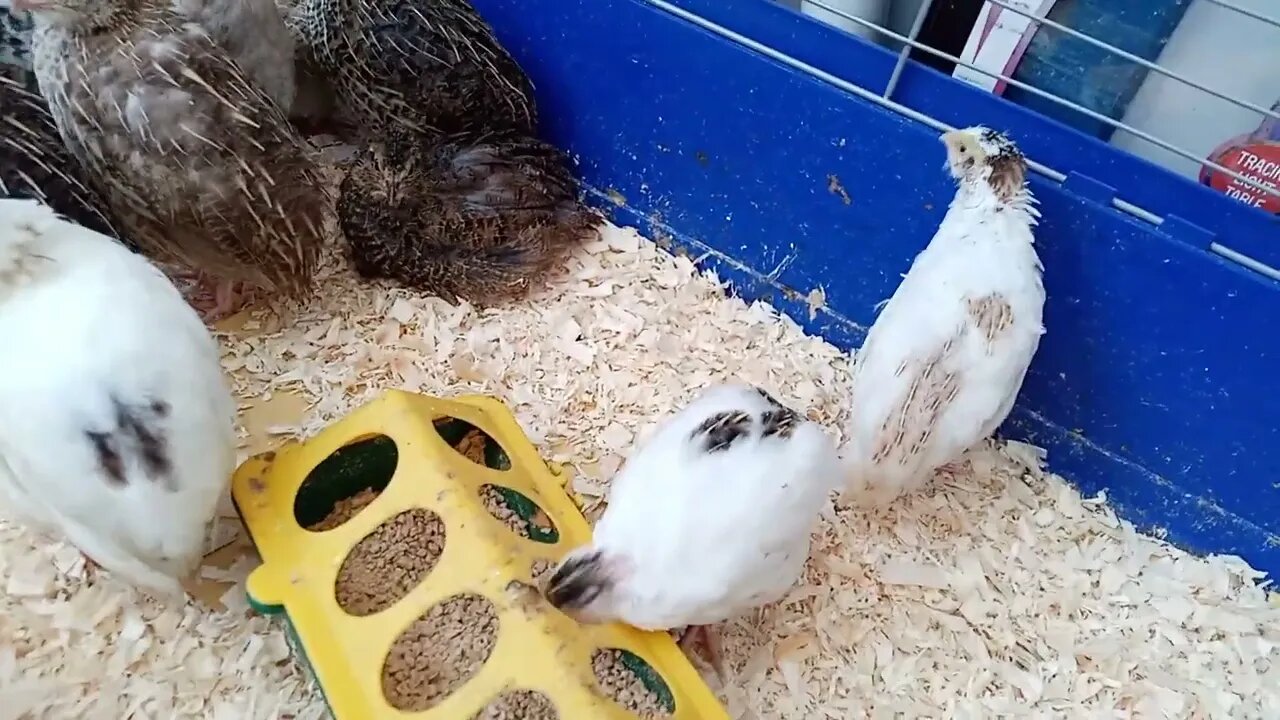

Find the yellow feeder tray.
xmin=231 ymin=389 xmax=729 ymax=720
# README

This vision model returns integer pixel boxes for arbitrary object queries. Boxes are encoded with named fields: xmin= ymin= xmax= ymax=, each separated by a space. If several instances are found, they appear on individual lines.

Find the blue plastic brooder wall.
xmin=468 ymin=0 xmax=1280 ymax=576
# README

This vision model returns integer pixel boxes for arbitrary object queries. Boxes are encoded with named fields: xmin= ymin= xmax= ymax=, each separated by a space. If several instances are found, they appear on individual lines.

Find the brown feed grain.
xmin=382 ymin=593 xmax=499 ymax=711
xmin=308 ymin=487 xmax=380 ymax=531
xmin=470 ymin=689 xmax=559 ymax=720
xmin=453 ymin=427 xmax=488 ymax=464
xmin=591 ymin=649 xmax=671 ymax=718
xmin=332 ymin=508 xmax=447 ymax=616
xmin=480 ymin=483 xmax=555 ymax=538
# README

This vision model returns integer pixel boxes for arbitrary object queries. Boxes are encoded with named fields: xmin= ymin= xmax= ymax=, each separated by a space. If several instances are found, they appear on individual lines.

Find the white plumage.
xmin=0 ymin=198 xmax=235 ymax=597
xmin=843 ymin=126 xmax=1045 ymax=506
xmin=544 ymin=383 xmax=841 ymax=671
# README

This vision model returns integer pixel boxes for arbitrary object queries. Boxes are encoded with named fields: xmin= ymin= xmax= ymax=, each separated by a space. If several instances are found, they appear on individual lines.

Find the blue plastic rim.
xmin=465 ymin=0 xmax=1280 ymax=577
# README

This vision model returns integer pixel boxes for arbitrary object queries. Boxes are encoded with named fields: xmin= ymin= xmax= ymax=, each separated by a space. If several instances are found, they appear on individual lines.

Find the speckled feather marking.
xmin=0 ymin=73 xmax=119 ymax=238
xmin=85 ymin=396 xmax=176 ymax=491
xmin=292 ymin=0 xmax=535 ymax=135
xmin=691 ymin=388 xmax=803 ymax=453
xmin=760 ymin=408 xmax=799 ymax=440
xmin=337 ymin=124 xmax=596 ymax=304
xmin=544 ymin=549 xmax=606 ymax=610
xmin=874 ymin=336 xmax=963 ymax=466
xmin=978 ymin=128 xmax=1029 ymax=202
xmin=753 ymin=386 xmax=783 ymax=407
xmin=33 ymin=9 xmax=326 ymax=292
xmin=693 ymin=411 xmax=754 ymax=453
xmin=965 ymin=293 xmax=1015 ymax=352
xmin=978 ymin=128 xmax=1020 ymax=157
xmin=753 ymin=386 xmax=801 ymax=440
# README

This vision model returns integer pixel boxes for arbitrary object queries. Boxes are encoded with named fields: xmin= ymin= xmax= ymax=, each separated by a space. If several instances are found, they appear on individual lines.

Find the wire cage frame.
xmin=756 ymin=0 xmax=1280 ymax=281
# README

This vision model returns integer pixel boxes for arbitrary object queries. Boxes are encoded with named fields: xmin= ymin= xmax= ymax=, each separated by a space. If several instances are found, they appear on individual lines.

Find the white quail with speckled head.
xmin=544 ymin=383 xmax=842 ymax=677
xmin=0 ymin=198 xmax=235 ymax=597
xmin=841 ymin=126 xmax=1046 ymax=506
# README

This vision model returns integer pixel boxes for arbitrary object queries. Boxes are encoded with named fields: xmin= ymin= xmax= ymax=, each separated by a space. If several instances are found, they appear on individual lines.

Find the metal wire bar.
xmin=1212 ymin=242 xmax=1280 ymax=282
xmin=1203 ymin=0 xmax=1280 ymax=29
xmin=882 ymin=0 xmax=935 ymax=100
xmin=801 ymin=0 xmax=1280 ymax=200
xmin=650 ymin=3 xmax=1066 ymax=192
xmin=986 ymin=0 xmax=1280 ymax=123
xmin=649 ymin=0 xmax=1280 ymax=280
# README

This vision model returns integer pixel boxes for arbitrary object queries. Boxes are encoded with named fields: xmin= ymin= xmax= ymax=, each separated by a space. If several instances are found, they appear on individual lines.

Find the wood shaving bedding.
xmin=0 ymin=221 xmax=1276 ymax=719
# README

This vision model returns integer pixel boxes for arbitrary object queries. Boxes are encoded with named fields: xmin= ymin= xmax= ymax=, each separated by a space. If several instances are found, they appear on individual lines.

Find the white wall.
xmin=798 ymin=0 xmax=890 ymax=43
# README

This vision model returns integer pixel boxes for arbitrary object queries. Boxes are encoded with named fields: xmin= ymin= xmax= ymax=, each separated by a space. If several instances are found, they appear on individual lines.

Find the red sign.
xmin=1202 ymin=143 xmax=1280 ymax=215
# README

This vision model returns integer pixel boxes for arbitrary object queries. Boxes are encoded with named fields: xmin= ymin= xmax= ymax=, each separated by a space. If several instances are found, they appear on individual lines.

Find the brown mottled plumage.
xmin=0 ymin=72 xmax=122 ymax=241
xmin=286 ymin=0 xmax=535 ymax=136
xmin=285 ymin=0 xmax=596 ymax=304
xmin=338 ymin=124 xmax=598 ymax=304
xmin=172 ymin=0 xmax=298 ymax=112
xmin=26 ymin=0 xmax=327 ymax=313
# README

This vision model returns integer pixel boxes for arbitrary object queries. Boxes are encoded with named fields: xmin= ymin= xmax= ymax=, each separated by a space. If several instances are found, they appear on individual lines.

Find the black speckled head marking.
xmin=545 ymin=550 xmax=609 ymax=611
xmin=752 ymin=386 xmax=802 ymax=439
xmin=753 ymin=385 xmax=784 ymax=409
xmin=979 ymin=128 xmax=1020 ymax=158
xmin=85 ymin=397 xmax=175 ymax=491
xmin=760 ymin=408 xmax=800 ymax=440
xmin=977 ymin=128 xmax=1028 ymax=201
xmin=86 ymin=430 xmax=126 ymax=486
xmin=692 ymin=410 xmax=754 ymax=453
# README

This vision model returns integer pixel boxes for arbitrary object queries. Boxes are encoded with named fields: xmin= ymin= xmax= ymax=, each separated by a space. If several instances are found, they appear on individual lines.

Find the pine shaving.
xmin=0 ymin=221 xmax=1276 ymax=718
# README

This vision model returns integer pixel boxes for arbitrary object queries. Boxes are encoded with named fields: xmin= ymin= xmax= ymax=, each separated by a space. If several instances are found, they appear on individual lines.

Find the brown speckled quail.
xmin=25 ymin=0 xmax=329 ymax=322
xmin=285 ymin=0 xmax=599 ymax=302
xmin=338 ymin=124 xmax=599 ymax=305
xmin=285 ymin=0 xmax=534 ymax=136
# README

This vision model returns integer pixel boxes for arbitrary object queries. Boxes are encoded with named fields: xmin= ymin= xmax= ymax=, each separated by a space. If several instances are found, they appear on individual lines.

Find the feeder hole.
xmin=471 ymin=689 xmax=559 ymax=720
xmin=591 ymin=648 xmax=676 ymax=718
xmin=333 ymin=508 xmax=447 ymax=616
xmin=433 ymin=416 xmax=512 ymax=471
xmin=479 ymin=484 xmax=559 ymax=543
xmin=295 ymin=434 xmax=399 ymax=531
xmin=382 ymin=592 xmax=499 ymax=712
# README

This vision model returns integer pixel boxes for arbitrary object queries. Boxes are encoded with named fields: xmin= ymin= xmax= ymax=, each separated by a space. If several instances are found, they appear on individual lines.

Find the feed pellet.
xmin=471 ymin=689 xmax=559 ymax=720
xmin=592 ymin=649 xmax=671 ymax=717
xmin=332 ymin=508 xmax=447 ymax=616
xmin=382 ymin=593 xmax=500 ymax=711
